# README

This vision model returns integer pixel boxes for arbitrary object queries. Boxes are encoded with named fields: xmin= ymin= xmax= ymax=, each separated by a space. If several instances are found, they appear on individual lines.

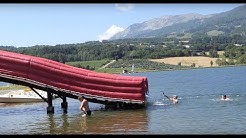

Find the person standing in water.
xmin=78 ymin=96 xmax=91 ymax=116
xmin=163 ymin=92 xmax=178 ymax=104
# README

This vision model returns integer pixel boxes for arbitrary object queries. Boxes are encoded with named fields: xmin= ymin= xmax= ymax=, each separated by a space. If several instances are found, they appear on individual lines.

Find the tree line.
xmin=0 ymin=35 xmax=246 ymax=66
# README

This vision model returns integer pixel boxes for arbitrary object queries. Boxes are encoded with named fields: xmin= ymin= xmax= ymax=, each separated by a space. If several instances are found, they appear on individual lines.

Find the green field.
xmin=207 ymin=30 xmax=224 ymax=36
xmin=66 ymin=59 xmax=110 ymax=70
xmin=167 ymin=33 xmax=192 ymax=39
xmin=66 ymin=59 xmax=151 ymax=74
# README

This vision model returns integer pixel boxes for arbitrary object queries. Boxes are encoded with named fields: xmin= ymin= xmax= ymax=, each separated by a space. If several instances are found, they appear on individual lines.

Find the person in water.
xmin=221 ymin=95 xmax=230 ymax=100
xmin=78 ymin=96 xmax=91 ymax=116
xmin=163 ymin=93 xmax=178 ymax=104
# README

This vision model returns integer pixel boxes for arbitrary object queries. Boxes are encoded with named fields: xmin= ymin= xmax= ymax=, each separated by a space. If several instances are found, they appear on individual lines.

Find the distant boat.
xmin=0 ymin=89 xmax=53 ymax=103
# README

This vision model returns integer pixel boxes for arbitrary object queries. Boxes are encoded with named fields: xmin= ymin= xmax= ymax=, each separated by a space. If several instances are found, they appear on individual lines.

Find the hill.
xmin=109 ymin=4 xmax=246 ymax=40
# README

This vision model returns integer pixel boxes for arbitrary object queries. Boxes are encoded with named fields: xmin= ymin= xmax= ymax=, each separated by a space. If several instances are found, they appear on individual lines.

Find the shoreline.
xmin=121 ymin=64 xmax=246 ymax=74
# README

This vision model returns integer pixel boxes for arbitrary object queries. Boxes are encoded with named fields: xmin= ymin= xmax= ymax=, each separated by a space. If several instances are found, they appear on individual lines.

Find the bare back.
xmin=80 ymin=98 xmax=90 ymax=112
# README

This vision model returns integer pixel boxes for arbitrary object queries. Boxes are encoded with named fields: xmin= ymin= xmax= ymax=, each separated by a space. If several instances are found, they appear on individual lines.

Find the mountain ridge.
xmin=109 ymin=4 xmax=246 ymax=40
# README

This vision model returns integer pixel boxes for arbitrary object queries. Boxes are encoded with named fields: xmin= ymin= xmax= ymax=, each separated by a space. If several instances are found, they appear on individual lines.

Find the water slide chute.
xmin=0 ymin=50 xmax=149 ymax=106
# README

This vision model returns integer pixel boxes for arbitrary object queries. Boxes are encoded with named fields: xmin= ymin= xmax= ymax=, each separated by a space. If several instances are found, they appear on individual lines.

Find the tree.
xmin=236 ymin=54 xmax=246 ymax=64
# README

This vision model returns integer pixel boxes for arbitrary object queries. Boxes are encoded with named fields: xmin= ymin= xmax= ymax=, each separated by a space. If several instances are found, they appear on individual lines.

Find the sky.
xmin=0 ymin=3 xmax=244 ymax=47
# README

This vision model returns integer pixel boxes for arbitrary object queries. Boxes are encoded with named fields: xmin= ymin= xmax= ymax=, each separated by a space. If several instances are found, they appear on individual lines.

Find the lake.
xmin=0 ymin=66 xmax=246 ymax=134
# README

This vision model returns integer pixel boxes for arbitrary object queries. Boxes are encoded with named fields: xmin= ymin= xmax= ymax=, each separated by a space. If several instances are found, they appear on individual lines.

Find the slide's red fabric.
xmin=0 ymin=50 xmax=148 ymax=104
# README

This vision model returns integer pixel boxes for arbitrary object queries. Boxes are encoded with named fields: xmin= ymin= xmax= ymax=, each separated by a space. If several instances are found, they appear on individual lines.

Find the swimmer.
xmin=163 ymin=92 xmax=178 ymax=104
xmin=221 ymin=95 xmax=230 ymax=101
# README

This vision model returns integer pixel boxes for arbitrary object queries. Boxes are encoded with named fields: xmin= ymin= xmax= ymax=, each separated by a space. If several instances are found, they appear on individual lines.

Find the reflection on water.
xmin=48 ymin=114 xmax=73 ymax=134
xmin=47 ymin=109 xmax=148 ymax=134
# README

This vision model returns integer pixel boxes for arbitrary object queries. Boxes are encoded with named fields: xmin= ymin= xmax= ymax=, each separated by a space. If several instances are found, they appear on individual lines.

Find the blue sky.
xmin=0 ymin=3 xmax=244 ymax=47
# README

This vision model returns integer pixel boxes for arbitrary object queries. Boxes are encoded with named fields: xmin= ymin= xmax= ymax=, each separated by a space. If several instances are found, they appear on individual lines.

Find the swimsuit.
xmin=86 ymin=110 xmax=91 ymax=116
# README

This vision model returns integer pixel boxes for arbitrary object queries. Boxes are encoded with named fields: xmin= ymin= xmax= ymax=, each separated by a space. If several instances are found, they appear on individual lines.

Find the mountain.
xmin=109 ymin=4 xmax=246 ymax=40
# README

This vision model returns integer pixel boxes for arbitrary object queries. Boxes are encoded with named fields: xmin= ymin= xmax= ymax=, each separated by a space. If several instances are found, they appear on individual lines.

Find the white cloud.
xmin=115 ymin=4 xmax=134 ymax=11
xmin=98 ymin=25 xmax=124 ymax=42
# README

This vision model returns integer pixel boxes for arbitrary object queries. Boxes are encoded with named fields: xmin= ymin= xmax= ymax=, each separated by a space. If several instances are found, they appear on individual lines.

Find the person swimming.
xmin=221 ymin=95 xmax=230 ymax=101
xmin=163 ymin=92 xmax=178 ymax=104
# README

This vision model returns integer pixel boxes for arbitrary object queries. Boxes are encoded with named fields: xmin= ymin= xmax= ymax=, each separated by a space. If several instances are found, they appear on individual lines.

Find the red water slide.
xmin=0 ymin=50 xmax=149 ymax=105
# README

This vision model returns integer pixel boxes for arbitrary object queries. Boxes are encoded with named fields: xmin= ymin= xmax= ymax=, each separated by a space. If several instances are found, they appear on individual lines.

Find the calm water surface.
xmin=0 ymin=66 xmax=246 ymax=134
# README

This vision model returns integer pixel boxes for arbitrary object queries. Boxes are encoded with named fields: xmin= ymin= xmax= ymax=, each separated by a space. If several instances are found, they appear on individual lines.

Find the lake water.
xmin=0 ymin=66 xmax=246 ymax=134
